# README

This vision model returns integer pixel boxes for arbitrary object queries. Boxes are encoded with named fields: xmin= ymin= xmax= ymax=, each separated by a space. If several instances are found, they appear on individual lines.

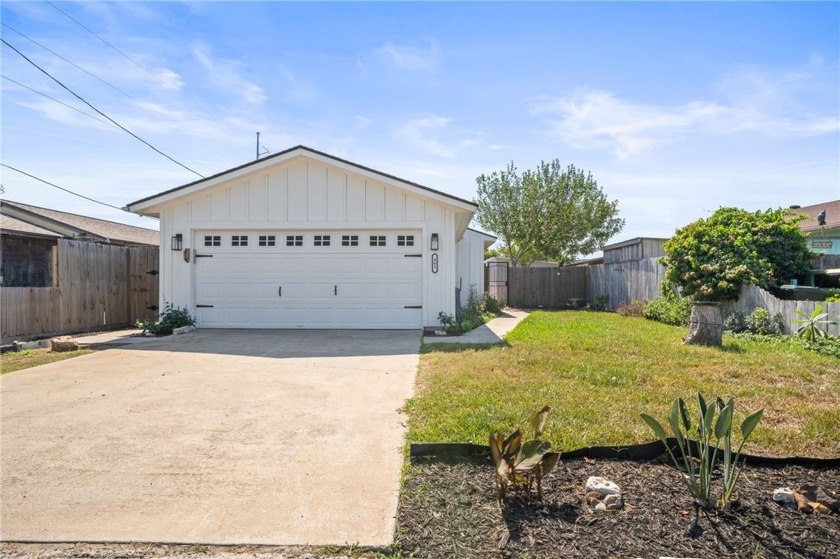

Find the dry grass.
xmin=1 ymin=348 xmax=93 ymax=375
xmin=408 ymin=311 xmax=840 ymax=457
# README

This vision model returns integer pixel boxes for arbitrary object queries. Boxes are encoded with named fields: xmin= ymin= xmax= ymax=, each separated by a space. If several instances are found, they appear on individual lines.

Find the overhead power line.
xmin=2 ymin=37 xmax=205 ymax=179
xmin=1 ymin=22 xmax=178 ymax=124
xmin=45 ymin=0 xmax=171 ymax=88
xmin=1 ymin=74 xmax=112 ymax=126
xmin=1 ymin=163 xmax=145 ymax=215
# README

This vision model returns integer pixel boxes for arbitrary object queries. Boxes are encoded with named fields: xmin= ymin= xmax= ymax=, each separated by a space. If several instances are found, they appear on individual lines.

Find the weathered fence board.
xmin=2 ymin=239 xmax=158 ymax=342
xmin=587 ymin=257 xmax=667 ymax=309
xmin=508 ymin=266 xmax=587 ymax=309
xmin=721 ymin=284 xmax=840 ymax=337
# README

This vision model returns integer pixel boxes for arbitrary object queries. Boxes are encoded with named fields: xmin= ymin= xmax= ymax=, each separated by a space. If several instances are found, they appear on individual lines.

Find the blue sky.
xmin=2 ymin=1 xmax=838 ymax=248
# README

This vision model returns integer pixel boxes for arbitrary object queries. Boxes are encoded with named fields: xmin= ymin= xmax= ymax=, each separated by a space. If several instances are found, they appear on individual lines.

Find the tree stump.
xmin=685 ymin=302 xmax=723 ymax=346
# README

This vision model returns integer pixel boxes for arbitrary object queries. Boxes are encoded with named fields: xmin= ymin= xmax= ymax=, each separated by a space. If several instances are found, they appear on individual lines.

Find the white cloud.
xmin=531 ymin=61 xmax=840 ymax=159
xmin=396 ymin=114 xmax=483 ymax=158
xmin=363 ymin=39 xmax=440 ymax=72
xmin=192 ymin=44 xmax=266 ymax=104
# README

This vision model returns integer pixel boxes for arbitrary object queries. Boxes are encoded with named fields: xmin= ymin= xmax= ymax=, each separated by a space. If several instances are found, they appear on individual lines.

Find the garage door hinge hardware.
xmin=404 ymin=305 xmax=422 ymax=309
xmin=146 ymin=305 xmax=159 ymax=311
xmin=145 ymin=269 xmax=159 ymax=275
xmin=404 ymin=254 xmax=422 ymax=258
xmin=196 ymin=304 xmax=214 ymax=308
xmin=194 ymin=253 xmax=214 ymax=258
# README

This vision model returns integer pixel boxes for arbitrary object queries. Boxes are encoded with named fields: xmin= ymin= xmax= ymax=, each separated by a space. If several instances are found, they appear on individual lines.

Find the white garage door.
xmin=194 ymin=230 xmax=423 ymax=329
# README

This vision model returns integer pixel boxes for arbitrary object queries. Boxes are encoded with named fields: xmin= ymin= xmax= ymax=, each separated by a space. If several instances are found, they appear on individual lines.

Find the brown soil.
xmin=397 ymin=456 xmax=840 ymax=559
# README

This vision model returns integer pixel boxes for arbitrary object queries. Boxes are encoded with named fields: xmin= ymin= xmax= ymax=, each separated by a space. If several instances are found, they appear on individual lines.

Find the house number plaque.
xmin=431 ymin=253 xmax=438 ymax=274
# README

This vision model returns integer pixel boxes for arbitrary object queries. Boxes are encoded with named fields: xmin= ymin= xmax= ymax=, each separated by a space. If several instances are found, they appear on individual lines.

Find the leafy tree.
xmin=474 ymin=160 xmax=624 ymax=266
xmin=661 ymin=207 xmax=814 ymax=301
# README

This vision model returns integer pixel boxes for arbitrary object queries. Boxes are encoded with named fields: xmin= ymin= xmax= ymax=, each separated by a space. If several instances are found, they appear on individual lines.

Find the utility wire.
xmin=1 ymin=163 xmax=146 ymax=216
xmin=2 ymin=37 xmax=205 ymax=179
xmin=45 ymin=0 xmax=170 ymax=88
xmin=1 ymin=74 xmax=112 ymax=126
xmin=1 ymin=22 xmax=177 ymax=124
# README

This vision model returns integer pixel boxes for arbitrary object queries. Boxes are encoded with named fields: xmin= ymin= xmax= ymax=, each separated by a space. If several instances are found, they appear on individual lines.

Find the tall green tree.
xmin=661 ymin=207 xmax=814 ymax=301
xmin=475 ymin=160 xmax=624 ymax=266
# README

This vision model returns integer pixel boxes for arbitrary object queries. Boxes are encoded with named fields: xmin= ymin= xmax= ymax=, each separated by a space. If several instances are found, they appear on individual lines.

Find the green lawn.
xmin=407 ymin=311 xmax=840 ymax=458
xmin=1 ymin=348 xmax=93 ymax=375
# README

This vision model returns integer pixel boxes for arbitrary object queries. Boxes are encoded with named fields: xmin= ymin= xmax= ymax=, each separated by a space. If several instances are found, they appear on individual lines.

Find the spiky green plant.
xmin=641 ymin=394 xmax=763 ymax=510
xmin=793 ymin=305 xmax=836 ymax=342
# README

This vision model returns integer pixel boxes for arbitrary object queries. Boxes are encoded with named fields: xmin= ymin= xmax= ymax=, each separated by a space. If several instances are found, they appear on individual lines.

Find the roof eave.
xmin=126 ymin=146 xmax=477 ymax=215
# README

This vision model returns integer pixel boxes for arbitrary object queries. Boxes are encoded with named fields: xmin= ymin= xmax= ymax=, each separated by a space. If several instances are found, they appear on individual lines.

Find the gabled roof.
xmin=125 ymin=145 xmax=477 ymax=214
xmin=1 ymin=200 xmax=159 ymax=246
xmin=793 ymin=200 xmax=840 ymax=233
xmin=0 ymin=212 xmax=60 ymax=240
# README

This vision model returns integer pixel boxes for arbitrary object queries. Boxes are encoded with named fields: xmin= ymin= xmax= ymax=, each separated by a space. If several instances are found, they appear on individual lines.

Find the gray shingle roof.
xmin=1 ymin=200 xmax=159 ymax=246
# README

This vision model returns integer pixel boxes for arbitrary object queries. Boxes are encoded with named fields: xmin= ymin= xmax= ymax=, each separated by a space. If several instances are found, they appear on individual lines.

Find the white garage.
xmin=126 ymin=146 xmax=495 ymax=330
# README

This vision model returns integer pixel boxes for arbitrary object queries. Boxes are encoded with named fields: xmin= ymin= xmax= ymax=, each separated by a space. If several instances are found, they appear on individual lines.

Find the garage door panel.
xmin=195 ymin=230 xmax=422 ymax=329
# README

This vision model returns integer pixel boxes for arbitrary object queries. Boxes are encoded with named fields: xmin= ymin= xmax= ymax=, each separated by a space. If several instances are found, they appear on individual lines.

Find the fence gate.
xmin=485 ymin=260 xmax=509 ymax=305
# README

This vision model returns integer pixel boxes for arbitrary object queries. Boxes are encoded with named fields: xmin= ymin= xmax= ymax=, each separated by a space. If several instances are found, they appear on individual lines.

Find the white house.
xmin=126 ymin=145 xmax=495 ymax=330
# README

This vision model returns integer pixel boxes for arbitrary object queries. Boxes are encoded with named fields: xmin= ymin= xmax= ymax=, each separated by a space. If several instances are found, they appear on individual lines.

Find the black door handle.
xmin=334 ymin=285 xmax=337 ymax=296
xmin=278 ymin=286 xmax=282 ymax=297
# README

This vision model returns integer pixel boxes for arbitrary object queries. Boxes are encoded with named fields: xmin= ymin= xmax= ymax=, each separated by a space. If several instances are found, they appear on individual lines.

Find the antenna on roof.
xmin=256 ymin=131 xmax=270 ymax=160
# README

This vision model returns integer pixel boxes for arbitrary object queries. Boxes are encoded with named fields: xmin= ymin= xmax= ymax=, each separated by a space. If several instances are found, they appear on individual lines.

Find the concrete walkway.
xmin=1 ymin=329 xmax=419 ymax=547
xmin=422 ymin=308 xmax=529 ymax=345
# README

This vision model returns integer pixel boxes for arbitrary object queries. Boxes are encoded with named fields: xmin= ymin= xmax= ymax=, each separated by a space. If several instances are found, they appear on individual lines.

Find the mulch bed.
xmin=397 ymin=456 xmax=840 ymax=559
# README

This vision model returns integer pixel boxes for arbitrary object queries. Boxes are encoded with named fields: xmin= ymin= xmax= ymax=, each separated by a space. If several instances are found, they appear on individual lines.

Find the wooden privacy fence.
xmin=587 ymin=257 xmax=668 ymax=309
xmin=721 ymin=284 xmax=840 ymax=337
xmin=507 ymin=266 xmax=587 ymax=309
xmin=1 ymin=239 xmax=159 ymax=342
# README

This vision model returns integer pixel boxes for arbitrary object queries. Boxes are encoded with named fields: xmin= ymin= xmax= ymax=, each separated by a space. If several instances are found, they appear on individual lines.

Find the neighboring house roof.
xmin=0 ymin=212 xmax=61 ymax=240
xmin=793 ymin=200 xmax=840 ymax=233
xmin=125 ymin=145 xmax=477 ymax=214
xmin=0 ymin=200 xmax=159 ymax=246
xmin=602 ymin=236 xmax=669 ymax=251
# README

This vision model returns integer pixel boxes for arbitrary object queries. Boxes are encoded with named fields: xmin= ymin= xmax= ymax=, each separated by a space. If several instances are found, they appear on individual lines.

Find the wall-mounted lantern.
xmin=171 ymin=233 xmax=183 ymax=251
xmin=430 ymin=233 xmax=439 ymax=251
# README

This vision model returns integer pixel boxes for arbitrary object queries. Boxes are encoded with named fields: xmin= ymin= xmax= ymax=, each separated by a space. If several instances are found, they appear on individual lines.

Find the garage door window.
xmin=342 ymin=235 xmax=359 ymax=247
xmin=204 ymin=235 xmax=221 ymax=247
xmin=258 ymin=235 xmax=276 ymax=247
xmin=232 ymin=235 xmax=248 ymax=247
xmin=370 ymin=235 xmax=387 ymax=247
xmin=314 ymin=235 xmax=331 ymax=247
xmin=397 ymin=235 xmax=415 ymax=247
xmin=286 ymin=235 xmax=303 ymax=247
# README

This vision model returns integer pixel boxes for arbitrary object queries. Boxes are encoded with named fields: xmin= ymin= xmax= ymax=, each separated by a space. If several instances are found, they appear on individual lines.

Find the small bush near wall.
xmin=617 ymin=300 xmax=645 ymax=317
xmin=642 ymin=296 xmax=692 ymax=326
xmin=135 ymin=302 xmax=195 ymax=336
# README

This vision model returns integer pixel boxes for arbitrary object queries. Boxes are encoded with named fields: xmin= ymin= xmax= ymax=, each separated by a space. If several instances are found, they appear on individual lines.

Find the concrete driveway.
xmin=0 ymin=330 xmax=419 ymax=546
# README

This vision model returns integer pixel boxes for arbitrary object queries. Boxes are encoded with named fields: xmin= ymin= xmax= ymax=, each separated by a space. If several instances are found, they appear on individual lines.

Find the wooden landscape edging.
xmin=410 ymin=441 xmax=840 ymax=467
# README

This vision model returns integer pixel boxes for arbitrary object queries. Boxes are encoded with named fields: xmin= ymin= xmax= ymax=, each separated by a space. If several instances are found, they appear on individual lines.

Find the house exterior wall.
xmin=456 ymin=230 xmax=488 ymax=303
xmin=156 ymin=156 xmax=462 ymax=327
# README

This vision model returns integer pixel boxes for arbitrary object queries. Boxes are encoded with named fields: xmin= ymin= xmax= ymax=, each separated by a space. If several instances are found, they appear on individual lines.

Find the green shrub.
xmin=824 ymin=293 xmax=840 ymax=303
xmin=642 ymin=296 xmax=692 ymax=326
xmin=617 ymin=300 xmax=645 ymax=317
xmin=135 ymin=302 xmax=196 ymax=336
xmin=594 ymin=294 xmax=610 ymax=311
xmin=745 ymin=308 xmax=774 ymax=335
xmin=723 ymin=311 xmax=748 ymax=333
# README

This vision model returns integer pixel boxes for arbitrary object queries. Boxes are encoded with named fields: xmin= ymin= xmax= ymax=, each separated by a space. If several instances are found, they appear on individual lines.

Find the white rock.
xmin=604 ymin=493 xmax=624 ymax=510
xmin=173 ymin=325 xmax=195 ymax=335
xmin=585 ymin=476 xmax=622 ymax=496
xmin=773 ymin=487 xmax=795 ymax=503
xmin=594 ymin=501 xmax=607 ymax=511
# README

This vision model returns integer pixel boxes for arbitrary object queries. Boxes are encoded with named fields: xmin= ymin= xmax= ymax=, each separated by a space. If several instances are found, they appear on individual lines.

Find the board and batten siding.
xmin=158 ymin=157 xmax=461 ymax=327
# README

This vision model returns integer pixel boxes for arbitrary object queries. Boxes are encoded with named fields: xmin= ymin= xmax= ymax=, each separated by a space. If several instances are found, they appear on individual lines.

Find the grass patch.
xmin=1 ymin=348 xmax=93 ymax=374
xmin=408 ymin=311 xmax=839 ymax=457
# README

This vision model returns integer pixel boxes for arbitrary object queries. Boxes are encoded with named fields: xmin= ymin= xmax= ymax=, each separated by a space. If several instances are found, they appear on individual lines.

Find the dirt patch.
xmin=397 ymin=456 xmax=840 ymax=558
